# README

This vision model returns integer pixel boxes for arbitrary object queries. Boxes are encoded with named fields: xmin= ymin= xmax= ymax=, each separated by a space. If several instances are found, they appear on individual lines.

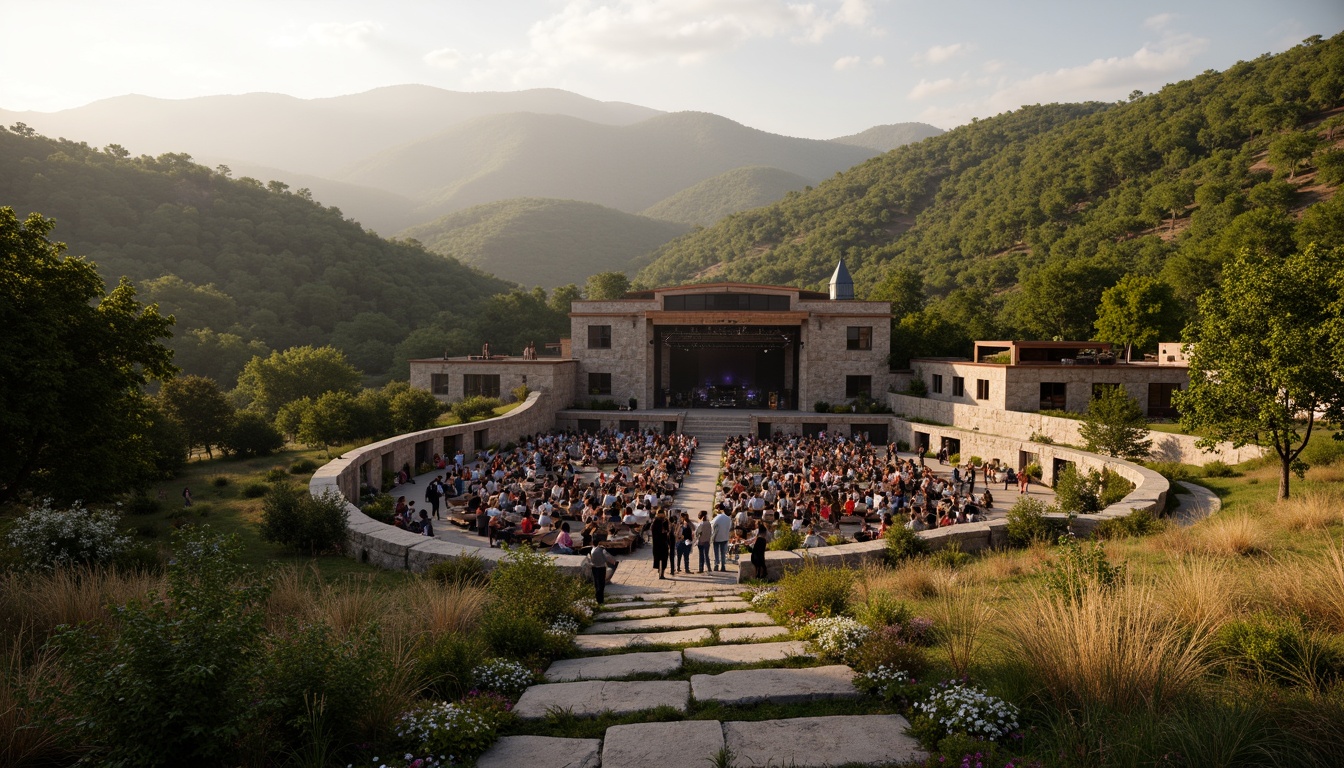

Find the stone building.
xmin=910 ymin=339 xmax=1189 ymax=418
xmin=410 ymin=262 xmax=895 ymax=411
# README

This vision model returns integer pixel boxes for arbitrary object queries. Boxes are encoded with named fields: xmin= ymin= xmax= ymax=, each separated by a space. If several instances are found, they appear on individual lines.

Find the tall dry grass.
xmin=1199 ymin=514 xmax=1271 ymax=557
xmin=1277 ymin=490 xmax=1342 ymax=532
xmin=999 ymin=579 xmax=1213 ymax=712
xmin=859 ymin=558 xmax=959 ymax=601
xmin=1 ymin=640 xmax=68 ymax=768
xmin=396 ymin=579 xmax=487 ymax=637
xmin=934 ymin=585 xmax=995 ymax=678
xmin=312 ymin=576 xmax=389 ymax=638
xmin=1263 ymin=535 xmax=1344 ymax=633
xmin=1157 ymin=556 xmax=1245 ymax=630
xmin=0 ymin=568 xmax=161 ymax=653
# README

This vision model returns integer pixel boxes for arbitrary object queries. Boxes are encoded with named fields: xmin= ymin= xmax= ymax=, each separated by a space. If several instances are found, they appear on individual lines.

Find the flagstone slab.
xmin=677 ymin=600 xmax=751 ymax=614
xmin=513 ymin=680 xmax=690 ymax=720
xmin=595 ymin=607 xmax=673 ymax=620
xmin=682 ymin=640 xmax=811 ymax=665
xmin=601 ymin=720 xmax=726 ymax=768
xmin=573 ymin=628 xmax=712 ymax=651
xmin=717 ymin=625 xmax=790 ymax=643
xmin=581 ymin=611 xmax=774 ymax=634
xmin=476 ymin=736 xmax=601 ymax=768
xmin=690 ymin=665 xmax=858 ymax=706
xmin=724 ymin=715 xmax=925 ymax=767
xmin=544 ymin=651 xmax=682 ymax=682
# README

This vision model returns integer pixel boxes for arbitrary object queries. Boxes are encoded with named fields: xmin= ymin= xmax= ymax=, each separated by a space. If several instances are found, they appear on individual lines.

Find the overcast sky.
xmin=4 ymin=1 xmax=1341 ymax=138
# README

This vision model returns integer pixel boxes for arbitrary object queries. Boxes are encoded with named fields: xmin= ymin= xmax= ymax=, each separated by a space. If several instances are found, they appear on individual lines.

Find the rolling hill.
xmin=639 ymin=166 xmax=814 ymax=227
xmin=400 ymin=198 xmax=692 ymax=288
xmin=338 ymin=111 xmax=878 ymax=221
xmin=830 ymin=122 xmax=946 ymax=152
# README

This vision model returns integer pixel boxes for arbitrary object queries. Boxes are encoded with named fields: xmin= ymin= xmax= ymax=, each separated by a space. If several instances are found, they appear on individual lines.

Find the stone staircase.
xmin=680 ymin=411 xmax=754 ymax=444
xmin=478 ymin=595 xmax=927 ymax=768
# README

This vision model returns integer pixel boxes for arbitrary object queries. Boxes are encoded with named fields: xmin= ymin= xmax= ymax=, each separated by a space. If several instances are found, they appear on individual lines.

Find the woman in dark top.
xmin=651 ymin=510 xmax=671 ymax=579
xmin=750 ymin=520 xmax=770 ymax=580
xmin=675 ymin=512 xmax=694 ymax=574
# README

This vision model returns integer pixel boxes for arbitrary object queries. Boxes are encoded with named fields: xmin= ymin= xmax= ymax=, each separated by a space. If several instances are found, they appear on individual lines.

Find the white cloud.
xmin=1144 ymin=12 xmax=1176 ymax=32
xmin=907 ymin=74 xmax=985 ymax=101
xmin=834 ymin=55 xmax=861 ymax=71
xmin=981 ymin=58 xmax=1004 ymax=73
xmin=912 ymin=42 xmax=966 ymax=65
xmin=870 ymin=55 xmax=884 ymax=67
xmin=423 ymin=47 xmax=464 ymax=69
xmin=306 ymin=21 xmax=384 ymax=51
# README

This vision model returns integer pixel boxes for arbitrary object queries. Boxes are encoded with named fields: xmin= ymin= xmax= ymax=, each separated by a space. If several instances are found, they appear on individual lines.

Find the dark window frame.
xmin=845 ymin=375 xmax=872 ymax=398
xmin=975 ymin=378 xmax=990 ymax=401
xmin=846 ymin=326 xmax=873 ymax=351
xmin=463 ymin=374 xmax=500 ymax=398
xmin=588 ymin=324 xmax=612 ymax=349
xmin=952 ymin=376 xmax=965 ymax=397
xmin=1040 ymin=382 xmax=1067 ymax=411
xmin=430 ymin=373 xmax=452 ymax=395
xmin=931 ymin=374 xmax=944 ymax=394
xmin=588 ymin=372 xmax=612 ymax=396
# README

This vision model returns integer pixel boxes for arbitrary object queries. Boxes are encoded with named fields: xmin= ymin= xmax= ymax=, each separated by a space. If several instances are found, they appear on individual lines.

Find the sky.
xmin=3 ymin=0 xmax=1341 ymax=139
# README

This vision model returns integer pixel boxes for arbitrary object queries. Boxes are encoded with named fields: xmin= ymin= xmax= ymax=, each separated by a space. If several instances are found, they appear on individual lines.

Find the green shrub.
xmin=814 ymin=401 xmax=831 ymax=413
xmin=896 ymin=440 xmax=911 ymax=452
xmin=259 ymin=485 xmax=349 ymax=555
xmin=850 ymin=625 xmax=930 ymax=679
xmin=452 ymin=395 xmax=503 ymax=422
xmin=1215 ymin=612 xmax=1341 ymax=686
xmin=476 ymin=608 xmax=569 ymax=664
xmin=1005 ymin=497 xmax=1060 ymax=547
xmin=853 ymin=591 xmax=912 ymax=630
xmin=967 ymin=456 xmax=982 ymax=466
xmin=395 ymin=700 xmax=501 ymax=764
xmin=1024 ymin=461 xmax=1043 ymax=478
xmin=832 ymin=403 xmax=853 ymax=414
xmin=211 ymin=475 xmax=230 ymax=488
xmin=115 ymin=541 xmax=165 ymax=573
xmin=361 ymin=495 xmax=394 ymax=524
xmin=289 ymin=458 xmax=320 ymax=475
xmin=487 ymin=546 xmax=586 ymax=624
xmin=257 ymin=620 xmax=379 ymax=754
xmin=418 ymin=632 xmax=484 ymax=701
xmin=1301 ymin=434 xmax=1344 ymax=467
xmin=428 ymin=554 xmax=490 ymax=587
xmin=1099 ymin=469 xmax=1136 ymax=506
xmin=948 ymin=453 xmax=960 ymax=465
xmin=905 ymin=378 xmax=928 ymax=397
xmin=928 ymin=541 xmax=972 ymax=569
xmin=883 ymin=522 xmax=926 ymax=565
xmin=770 ymin=561 xmax=855 ymax=625
xmin=767 ymin=523 xmax=804 ymax=551
xmin=265 ymin=467 xmax=288 ymax=482
xmin=1200 ymin=460 xmax=1236 ymax=477
xmin=1054 ymin=465 xmax=1104 ymax=514
xmin=241 ymin=482 xmax=268 ymax=498
xmin=1043 ymin=536 xmax=1126 ymax=600
xmin=1094 ymin=508 xmax=1165 ymax=540
xmin=127 ymin=494 xmax=161 ymax=515
xmin=511 ymin=384 xmax=530 ymax=403
xmin=1030 ymin=432 xmax=1055 ymax=444
xmin=223 ymin=412 xmax=285 ymax=457
xmin=6 ymin=500 xmax=131 ymax=571
xmin=1146 ymin=460 xmax=1198 ymax=484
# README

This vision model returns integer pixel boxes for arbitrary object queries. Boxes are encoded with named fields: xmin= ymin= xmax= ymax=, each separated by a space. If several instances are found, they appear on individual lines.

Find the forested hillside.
xmin=400 ymin=198 xmax=691 ymax=287
xmin=830 ymin=122 xmax=946 ymax=152
xmin=0 ymin=128 xmax=575 ymax=382
xmin=639 ymin=166 xmax=814 ymax=227
xmin=637 ymin=34 xmax=1344 ymax=363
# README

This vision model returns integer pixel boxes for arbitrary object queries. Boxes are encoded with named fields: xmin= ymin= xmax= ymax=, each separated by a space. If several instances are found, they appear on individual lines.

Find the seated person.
xmin=853 ymin=520 xmax=877 ymax=542
xmin=938 ymin=510 xmax=954 ymax=527
xmin=906 ymin=509 xmax=927 ymax=532
xmin=980 ymin=489 xmax=994 ymax=509
xmin=803 ymin=527 xmax=827 ymax=548
xmin=551 ymin=522 xmax=576 ymax=554
xmin=518 ymin=514 xmax=536 ymax=536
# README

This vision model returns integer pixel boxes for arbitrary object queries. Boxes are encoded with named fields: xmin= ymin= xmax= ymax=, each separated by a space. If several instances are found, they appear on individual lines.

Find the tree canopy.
xmin=233 ymin=345 xmax=360 ymax=418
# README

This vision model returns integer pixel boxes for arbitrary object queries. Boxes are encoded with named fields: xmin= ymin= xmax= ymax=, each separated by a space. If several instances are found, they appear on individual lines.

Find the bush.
xmin=1094 ymin=508 xmax=1164 ymax=540
xmin=803 ymin=616 xmax=870 ymax=662
xmin=883 ymin=522 xmax=925 ymax=565
xmin=832 ymin=403 xmax=854 ymax=414
xmin=126 ymin=494 xmax=161 ymax=515
xmin=1054 ymin=465 xmax=1103 ymax=514
xmin=814 ymin=401 xmax=831 ymax=413
xmin=428 ymin=554 xmax=491 ymax=587
xmin=487 ymin=546 xmax=586 ymax=624
xmin=257 ymin=620 xmax=379 ymax=753
xmin=966 ymin=456 xmax=982 ymax=466
xmin=767 ymin=523 xmax=804 ymax=551
xmin=1100 ymin=469 xmax=1135 ymax=506
xmin=394 ymin=701 xmax=500 ymax=765
xmin=259 ymin=485 xmax=349 ymax=555
xmin=1043 ymin=536 xmax=1126 ymax=600
xmin=361 ymin=495 xmax=395 ymax=524
xmin=511 ymin=384 xmax=530 ymax=403
xmin=1023 ymin=461 xmax=1043 ymax=479
xmin=452 ymin=395 xmax=503 ymax=422
xmin=5 ymin=500 xmax=131 ymax=571
xmin=853 ymin=591 xmax=911 ymax=629
xmin=472 ymin=658 xmax=535 ymax=699
xmin=1029 ymin=432 xmax=1055 ymax=444
xmin=289 ymin=458 xmax=319 ymax=475
xmin=223 ymin=412 xmax=285 ymax=457
xmin=1215 ymin=612 xmax=1341 ymax=686
xmin=850 ymin=625 xmax=930 ymax=680
xmin=906 ymin=378 xmax=928 ymax=397
xmin=1146 ymin=460 xmax=1198 ymax=484
xmin=241 ymin=482 xmax=268 ymax=498
xmin=211 ymin=476 xmax=230 ymax=488
xmin=265 ymin=467 xmax=288 ymax=482
xmin=1301 ymin=434 xmax=1344 ymax=468
xmin=948 ymin=453 xmax=960 ymax=465
xmin=418 ymin=632 xmax=484 ymax=701
xmin=928 ymin=542 xmax=972 ymax=569
xmin=1201 ymin=460 xmax=1237 ymax=477
xmin=1005 ymin=497 xmax=1061 ymax=547
xmin=771 ymin=561 xmax=855 ymax=625
xmin=910 ymin=682 xmax=1020 ymax=746
xmin=476 ymin=608 xmax=569 ymax=664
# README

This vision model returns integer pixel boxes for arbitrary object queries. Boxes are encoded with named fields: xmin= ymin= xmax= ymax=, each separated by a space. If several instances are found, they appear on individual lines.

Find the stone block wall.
xmin=553 ymin=409 xmax=685 ymax=435
xmin=410 ymin=359 xmax=576 ymax=405
xmin=795 ymin=301 xmax=895 ymax=407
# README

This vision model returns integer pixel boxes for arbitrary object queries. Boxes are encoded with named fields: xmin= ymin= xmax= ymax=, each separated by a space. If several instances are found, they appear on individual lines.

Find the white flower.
xmin=802 ymin=616 xmax=870 ymax=662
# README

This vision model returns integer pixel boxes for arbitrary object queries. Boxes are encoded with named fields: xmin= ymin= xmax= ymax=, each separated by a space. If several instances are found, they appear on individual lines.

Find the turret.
xmin=829 ymin=259 xmax=854 ymax=300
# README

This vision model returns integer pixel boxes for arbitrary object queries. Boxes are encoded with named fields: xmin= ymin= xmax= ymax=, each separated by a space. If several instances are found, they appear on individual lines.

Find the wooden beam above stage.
xmin=645 ymin=311 xmax=810 ymax=325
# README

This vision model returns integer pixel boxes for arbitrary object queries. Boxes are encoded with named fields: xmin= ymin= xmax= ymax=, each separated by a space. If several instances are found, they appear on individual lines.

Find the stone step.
xmin=513 ymin=680 xmax=690 ymax=719
xmin=718 ymin=625 xmax=790 ymax=642
xmin=601 ymin=720 xmax=725 ymax=768
xmin=724 ymin=715 xmax=926 ymax=767
xmin=690 ymin=665 xmax=858 ymax=706
xmin=594 ymin=606 xmax=673 ymax=621
xmin=676 ymin=600 xmax=751 ymax=614
xmin=573 ymin=628 xmax=712 ymax=651
xmin=544 ymin=651 xmax=682 ymax=682
xmin=581 ymin=611 xmax=774 ymax=634
xmin=683 ymin=640 xmax=811 ymax=665
xmin=477 ymin=736 xmax=601 ymax=768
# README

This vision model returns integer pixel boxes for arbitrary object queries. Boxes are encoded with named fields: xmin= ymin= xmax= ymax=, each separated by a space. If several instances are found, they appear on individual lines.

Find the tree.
xmin=221 ymin=413 xmax=284 ymax=458
xmin=233 ymin=346 xmax=360 ymax=418
xmin=260 ymin=484 xmax=348 ymax=555
xmin=296 ymin=391 xmax=359 ymax=456
xmin=585 ymin=271 xmax=631 ymax=300
xmin=1267 ymin=132 xmax=1321 ymax=179
xmin=1094 ymin=275 xmax=1181 ymax=361
xmin=0 ymin=208 xmax=176 ymax=504
xmin=1175 ymin=246 xmax=1344 ymax=500
xmin=870 ymin=266 xmax=925 ymax=320
xmin=387 ymin=383 xmax=444 ymax=433
xmin=1006 ymin=256 xmax=1119 ymax=340
xmin=158 ymin=375 xmax=235 ymax=458
xmin=1078 ymin=386 xmax=1153 ymax=460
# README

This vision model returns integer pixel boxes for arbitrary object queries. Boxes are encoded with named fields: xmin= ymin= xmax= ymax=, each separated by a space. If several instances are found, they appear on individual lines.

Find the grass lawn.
xmin=433 ymin=401 xmax=521 ymax=427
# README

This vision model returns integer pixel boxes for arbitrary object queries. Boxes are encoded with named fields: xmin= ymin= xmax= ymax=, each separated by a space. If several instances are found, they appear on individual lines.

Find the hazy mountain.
xmin=640 ymin=166 xmax=814 ymax=226
xmin=215 ymin=160 xmax=421 ymax=235
xmin=344 ymin=111 xmax=878 ymax=222
xmin=400 ymin=198 xmax=691 ymax=288
xmin=0 ymin=85 xmax=662 ymax=179
xmin=830 ymin=122 xmax=945 ymax=152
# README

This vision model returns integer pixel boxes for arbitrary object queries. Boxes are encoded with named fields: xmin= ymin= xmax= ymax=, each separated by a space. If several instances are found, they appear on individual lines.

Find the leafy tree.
xmin=234 ymin=345 xmax=360 ymax=418
xmin=1053 ymin=465 xmax=1104 ymax=514
xmin=1267 ymin=132 xmax=1321 ymax=179
xmin=585 ymin=271 xmax=631 ymax=300
xmin=1079 ymin=386 xmax=1153 ymax=460
xmin=296 ymin=391 xmax=359 ymax=456
xmin=549 ymin=283 xmax=583 ymax=314
xmin=387 ymin=383 xmax=444 ymax=433
xmin=260 ymin=484 xmax=349 ymax=555
xmin=0 ymin=208 xmax=175 ymax=504
xmin=158 ymin=375 xmax=235 ymax=458
xmin=1094 ymin=275 xmax=1181 ymax=361
xmin=870 ymin=266 xmax=925 ymax=319
xmin=1007 ymin=257 xmax=1119 ymax=340
xmin=1175 ymin=246 xmax=1344 ymax=499
xmin=221 ymin=412 xmax=284 ymax=457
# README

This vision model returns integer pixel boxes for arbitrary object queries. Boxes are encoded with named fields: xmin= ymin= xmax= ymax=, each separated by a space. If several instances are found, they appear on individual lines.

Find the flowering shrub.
xmin=547 ymin=615 xmax=581 ymax=637
xmin=472 ymin=659 xmax=535 ymax=698
xmin=748 ymin=587 xmax=779 ymax=610
xmin=854 ymin=664 xmax=916 ymax=701
xmin=913 ymin=682 xmax=1020 ymax=745
xmin=803 ymin=616 xmax=870 ymax=662
xmin=570 ymin=597 xmax=598 ymax=622
xmin=6 ymin=499 xmax=130 ymax=570
xmin=850 ymin=625 xmax=930 ymax=680
xmin=903 ymin=616 xmax=936 ymax=646
xmin=395 ymin=700 xmax=499 ymax=765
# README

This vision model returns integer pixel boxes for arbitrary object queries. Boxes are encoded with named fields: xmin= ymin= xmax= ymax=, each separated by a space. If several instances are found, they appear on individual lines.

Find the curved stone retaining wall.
xmin=309 ymin=390 xmax=588 ymax=576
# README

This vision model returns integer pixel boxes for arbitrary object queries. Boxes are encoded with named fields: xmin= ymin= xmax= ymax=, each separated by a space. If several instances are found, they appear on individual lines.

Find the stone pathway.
xmin=1174 ymin=480 xmax=1221 ymax=526
xmin=482 ymin=591 xmax=926 ymax=767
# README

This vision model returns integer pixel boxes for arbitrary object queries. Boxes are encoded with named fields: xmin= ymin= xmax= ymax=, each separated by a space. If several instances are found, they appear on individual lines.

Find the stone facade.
xmin=793 ymin=299 xmax=895 ymax=408
xmin=911 ymin=359 xmax=1188 ymax=416
xmin=410 ymin=358 xmax=577 ymax=405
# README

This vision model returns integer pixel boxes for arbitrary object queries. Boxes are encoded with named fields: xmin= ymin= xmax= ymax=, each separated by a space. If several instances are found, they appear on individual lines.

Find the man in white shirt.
xmin=711 ymin=508 xmax=732 ymax=571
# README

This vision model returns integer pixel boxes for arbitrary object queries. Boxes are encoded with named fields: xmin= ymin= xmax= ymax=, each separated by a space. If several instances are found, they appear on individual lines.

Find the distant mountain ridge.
xmin=830 ymin=122 xmax=945 ymax=152
xmin=640 ymin=166 xmax=814 ymax=226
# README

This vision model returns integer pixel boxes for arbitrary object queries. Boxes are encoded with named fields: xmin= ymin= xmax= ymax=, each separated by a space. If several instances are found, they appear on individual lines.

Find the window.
xmin=430 ymin=374 xmax=451 ymax=395
xmin=845 ymin=375 xmax=872 ymax=398
xmin=589 ymin=372 xmax=612 ymax=396
xmin=463 ymin=374 xmax=499 ymax=398
xmin=931 ymin=374 xmax=944 ymax=394
xmin=846 ymin=326 xmax=872 ymax=350
xmin=587 ymin=324 xmax=612 ymax=349
xmin=975 ymin=379 xmax=990 ymax=401
xmin=663 ymin=293 xmax=790 ymax=311
xmin=1148 ymin=382 xmax=1181 ymax=419
xmin=1040 ymin=382 xmax=1067 ymax=411
xmin=1092 ymin=382 xmax=1122 ymax=400
xmin=952 ymin=376 xmax=965 ymax=397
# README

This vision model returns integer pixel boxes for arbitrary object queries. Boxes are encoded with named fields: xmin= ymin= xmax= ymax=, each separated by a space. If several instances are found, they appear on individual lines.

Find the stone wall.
xmin=554 ymin=409 xmax=686 ymax=434
xmin=887 ymin=392 xmax=1261 ymax=466
xmin=795 ymin=300 xmax=895 ymax=407
xmin=410 ymin=358 xmax=576 ymax=405
xmin=310 ymin=390 xmax=588 ymax=576
xmin=910 ymin=360 xmax=1188 ymax=416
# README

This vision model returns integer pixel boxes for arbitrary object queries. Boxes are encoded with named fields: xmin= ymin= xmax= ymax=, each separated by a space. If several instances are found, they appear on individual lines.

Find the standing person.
xmin=750 ymin=521 xmax=770 ymax=580
xmin=967 ymin=463 xmax=977 ymax=495
xmin=1003 ymin=467 xmax=1016 ymax=491
xmin=711 ymin=507 xmax=732 ymax=572
xmin=181 ymin=487 xmax=192 ymax=507
xmin=694 ymin=510 xmax=713 ymax=573
xmin=666 ymin=512 xmax=681 ymax=574
xmin=675 ymin=512 xmax=694 ymax=574
xmin=651 ymin=510 xmax=671 ymax=579
xmin=587 ymin=544 xmax=610 ymax=604
xmin=1018 ymin=468 xmax=1030 ymax=495
xmin=425 ymin=477 xmax=443 ymax=519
